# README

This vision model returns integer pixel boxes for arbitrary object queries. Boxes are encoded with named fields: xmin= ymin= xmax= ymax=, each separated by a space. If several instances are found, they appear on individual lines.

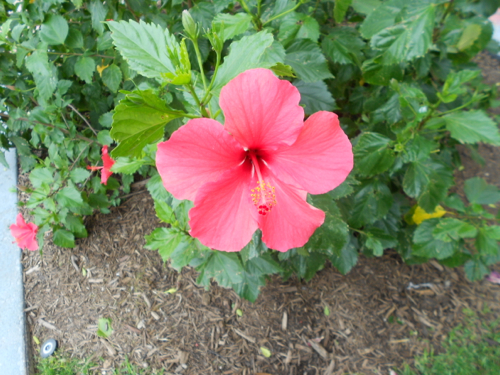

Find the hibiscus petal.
xmin=220 ymin=68 xmax=304 ymax=151
xmin=10 ymin=214 xmax=38 ymax=251
xmin=189 ymin=161 xmax=259 ymax=252
xmin=156 ymin=118 xmax=246 ymax=201
xmin=102 ymin=145 xmax=115 ymax=171
xmin=258 ymin=170 xmax=325 ymax=252
xmin=262 ymin=111 xmax=353 ymax=194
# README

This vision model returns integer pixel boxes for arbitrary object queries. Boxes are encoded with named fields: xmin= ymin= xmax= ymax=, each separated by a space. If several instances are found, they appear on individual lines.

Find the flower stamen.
xmin=249 ymin=150 xmax=277 ymax=216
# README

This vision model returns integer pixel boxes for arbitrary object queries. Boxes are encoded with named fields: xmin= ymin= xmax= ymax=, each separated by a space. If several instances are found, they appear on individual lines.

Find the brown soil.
xmin=21 ymin=53 xmax=500 ymax=375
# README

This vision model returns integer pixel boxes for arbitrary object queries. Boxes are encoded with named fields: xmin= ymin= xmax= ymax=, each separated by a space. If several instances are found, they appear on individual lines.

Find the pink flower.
xmin=156 ymin=69 xmax=353 ymax=252
xmin=87 ymin=145 xmax=115 ymax=185
xmin=486 ymin=271 xmax=500 ymax=284
xmin=10 ymin=213 xmax=39 ymax=251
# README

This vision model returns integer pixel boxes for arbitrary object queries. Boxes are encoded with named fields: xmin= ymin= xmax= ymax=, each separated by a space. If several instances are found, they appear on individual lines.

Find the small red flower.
xmin=156 ymin=69 xmax=353 ymax=252
xmin=87 ymin=145 xmax=115 ymax=185
xmin=10 ymin=213 xmax=39 ymax=251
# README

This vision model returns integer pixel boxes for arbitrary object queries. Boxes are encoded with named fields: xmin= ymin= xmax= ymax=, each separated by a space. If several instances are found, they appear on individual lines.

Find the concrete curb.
xmin=0 ymin=149 xmax=30 ymax=375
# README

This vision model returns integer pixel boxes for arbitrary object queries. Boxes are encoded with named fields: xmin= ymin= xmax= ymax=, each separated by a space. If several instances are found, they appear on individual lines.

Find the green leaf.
xmin=40 ymin=15 xmax=68 ymax=45
xmin=153 ymin=200 xmax=176 ymax=225
xmin=352 ymin=0 xmax=381 ymax=15
xmin=30 ymin=167 xmax=54 ymax=189
xmin=53 ymin=229 xmax=75 ymax=248
xmin=444 ymin=110 xmax=500 ymax=146
xmin=64 ymin=214 xmax=88 ymax=238
xmin=107 ymin=20 xmax=179 ymax=78
xmin=365 ymin=227 xmax=398 ymax=256
xmin=371 ymin=3 xmax=435 ymax=64
xmin=442 ymin=69 xmax=480 ymax=98
xmin=102 ymin=64 xmax=122 ymax=92
xmin=213 ymin=31 xmax=275 ymax=94
xmin=360 ymin=0 xmax=405 ymax=39
xmin=74 ymin=56 xmax=95 ymax=84
xmin=25 ymin=49 xmax=57 ymax=101
xmin=110 ymin=157 xmax=144 ymax=174
xmin=457 ymin=23 xmax=482 ymax=51
xmin=97 ymin=32 xmax=113 ymax=51
xmin=464 ymin=258 xmax=489 ymax=281
xmin=400 ymin=136 xmax=436 ymax=163
xmin=145 ymin=227 xmax=186 ymax=261
xmin=97 ymin=318 xmax=113 ymax=338
xmin=278 ymin=13 xmax=320 ymax=47
xmin=413 ymin=219 xmax=457 ymax=260
xmin=328 ymin=175 xmax=359 ymax=200
xmin=146 ymin=173 xmax=171 ymax=201
xmin=476 ymin=227 xmax=499 ymax=256
xmin=362 ymin=58 xmax=404 ymax=86
xmin=432 ymin=218 xmax=477 ymax=242
xmin=293 ymin=80 xmax=336 ymax=114
xmin=89 ymin=0 xmax=107 ymax=35
xmin=66 ymin=28 xmax=84 ymax=49
xmin=213 ymin=13 xmax=252 ymax=41
xmin=70 ymin=168 xmax=91 ymax=183
xmin=464 ymin=177 xmax=500 ymax=204
xmin=260 ymin=347 xmax=271 ymax=358
xmin=110 ymin=90 xmax=185 ymax=158
xmin=56 ymin=187 xmax=84 ymax=209
xmin=0 ymin=152 xmax=8 ymax=168
xmin=350 ymin=180 xmax=393 ymax=227
xmin=304 ymin=195 xmax=349 ymax=254
xmin=285 ymin=39 xmax=333 ymax=83
xmin=365 ymin=235 xmax=384 ymax=256
xmin=197 ymin=251 xmax=244 ymax=287
xmin=240 ymin=230 xmax=268 ymax=264
xmin=270 ymin=62 xmax=295 ymax=78
xmin=353 ymin=132 xmax=395 ymax=177
xmin=327 ymin=236 xmax=359 ymax=274
xmin=322 ymin=27 xmax=365 ymax=65
xmin=334 ymin=0 xmax=353 ymax=23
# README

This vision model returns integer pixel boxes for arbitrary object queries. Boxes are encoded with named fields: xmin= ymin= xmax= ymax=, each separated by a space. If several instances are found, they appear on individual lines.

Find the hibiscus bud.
xmin=206 ymin=22 xmax=224 ymax=55
xmin=182 ymin=10 xmax=199 ymax=40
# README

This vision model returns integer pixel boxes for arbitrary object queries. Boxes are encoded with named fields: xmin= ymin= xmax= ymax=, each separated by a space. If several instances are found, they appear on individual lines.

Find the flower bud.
xmin=182 ymin=10 xmax=199 ymax=40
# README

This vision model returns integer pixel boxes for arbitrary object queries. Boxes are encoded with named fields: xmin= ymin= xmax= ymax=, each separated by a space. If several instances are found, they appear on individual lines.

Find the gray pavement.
xmin=0 ymin=149 xmax=30 ymax=375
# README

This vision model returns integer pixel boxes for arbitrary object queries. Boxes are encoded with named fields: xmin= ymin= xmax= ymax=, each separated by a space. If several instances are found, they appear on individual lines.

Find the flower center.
xmin=248 ymin=150 xmax=276 ymax=216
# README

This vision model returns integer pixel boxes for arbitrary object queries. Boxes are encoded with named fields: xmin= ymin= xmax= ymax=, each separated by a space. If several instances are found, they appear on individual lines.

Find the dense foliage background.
xmin=2 ymin=0 xmax=500 ymax=301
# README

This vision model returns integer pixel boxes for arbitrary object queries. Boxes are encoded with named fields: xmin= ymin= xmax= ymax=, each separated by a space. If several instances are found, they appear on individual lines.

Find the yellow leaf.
xmin=97 ymin=64 xmax=109 ymax=77
xmin=29 ymin=0 xmax=36 ymax=3
xmin=33 ymin=335 xmax=40 ymax=345
xmin=412 ymin=205 xmax=446 ymax=225
xmin=260 ymin=346 xmax=271 ymax=357
xmin=165 ymin=288 xmax=177 ymax=294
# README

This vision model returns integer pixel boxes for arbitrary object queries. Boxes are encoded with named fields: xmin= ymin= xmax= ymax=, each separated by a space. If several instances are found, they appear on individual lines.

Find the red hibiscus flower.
xmin=87 ymin=145 xmax=115 ymax=185
xmin=156 ymin=68 xmax=353 ymax=252
xmin=10 ymin=213 xmax=39 ymax=251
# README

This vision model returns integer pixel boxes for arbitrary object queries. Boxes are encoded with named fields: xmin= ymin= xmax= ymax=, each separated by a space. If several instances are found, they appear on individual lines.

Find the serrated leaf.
xmin=56 ymin=187 xmax=84 ymax=208
xmin=352 ymin=0 xmax=381 ymax=15
xmin=476 ymin=227 xmax=499 ymax=256
xmin=278 ymin=12 xmax=320 ymax=47
xmin=213 ymin=31 xmax=275 ymax=94
xmin=362 ymin=58 xmax=404 ymax=86
xmin=110 ymin=90 xmax=185 ymax=158
xmin=40 ymin=15 xmax=68 ymax=45
xmin=371 ymin=3 xmax=435 ymax=64
xmin=70 ymin=167 xmax=91 ymax=183
xmin=213 ymin=13 xmax=252 ymax=41
xmin=328 ymin=175 xmax=359 ymax=200
xmin=365 ymin=227 xmax=398 ymax=256
xmin=53 ymin=229 xmax=75 ymax=248
xmin=334 ymin=0 xmax=353 ymax=23
xmin=145 ymin=227 xmax=186 ymax=261
xmin=353 ymin=132 xmax=395 ymax=176
xmin=293 ymin=80 xmax=336 ymax=114
xmin=146 ymin=173 xmax=171 ymax=201
xmin=75 ymin=56 xmax=96 ymax=84
xmin=30 ymin=167 xmax=54 ymax=189
xmin=270 ymin=62 xmax=295 ymax=78
xmin=66 ymin=28 xmax=84 ymax=49
xmin=442 ymin=69 xmax=480 ymax=98
xmin=328 ymin=236 xmax=359 ymax=274
xmin=322 ymin=27 xmax=365 ymax=65
xmin=413 ymin=219 xmax=457 ymax=259
xmin=153 ymin=200 xmax=176 ymax=225
xmin=64 ymin=214 xmax=88 ymax=238
xmin=464 ymin=177 xmax=500 ymax=204
xmin=444 ymin=110 xmax=500 ymax=146
xmin=102 ymin=64 xmax=122 ymax=92
xmin=97 ymin=318 xmax=113 ymax=338
xmin=304 ymin=195 xmax=349 ymax=254
xmin=464 ymin=258 xmax=489 ymax=281
xmin=107 ymin=20 xmax=179 ymax=78
xmin=89 ymin=0 xmax=107 ymax=35
xmin=457 ymin=23 xmax=482 ymax=51
xmin=197 ymin=251 xmax=244 ymax=287
xmin=432 ymin=218 xmax=477 ymax=242
xmin=285 ymin=39 xmax=333 ymax=83
xmin=350 ymin=180 xmax=393 ymax=228
xmin=360 ymin=0 xmax=405 ymax=39
xmin=110 ymin=157 xmax=144 ymax=174
xmin=25 ymin=49 xmax=57 ymax=101
xmin=240 ymin=230 xmax=268 ymax=264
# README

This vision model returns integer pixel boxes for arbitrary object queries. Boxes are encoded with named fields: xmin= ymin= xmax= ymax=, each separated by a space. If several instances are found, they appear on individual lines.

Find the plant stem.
xmin=68 ymin=104 xmax=98 ymax=137
xmin=437 ymin=94 xmax=479 ymax=117
xmin=186 ymin=84 xmax=210 ymax=117
xmin=201 ymin=51 xmax=221 ymax=105
xmin=262 ymin=0 xmax=304 ymax=26
xmin=192 ymin=40 xmax=208 ymax=90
